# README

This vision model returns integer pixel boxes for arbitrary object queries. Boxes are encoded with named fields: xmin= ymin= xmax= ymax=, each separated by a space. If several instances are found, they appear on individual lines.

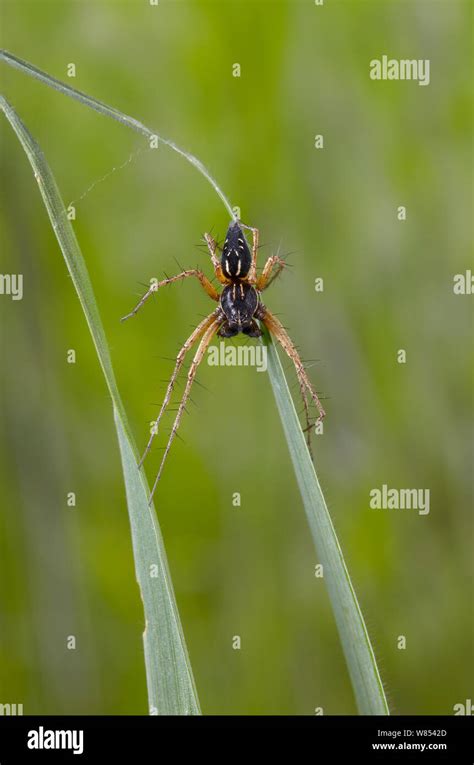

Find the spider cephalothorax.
xmin=122 ymin=220 xmax=325 ymax=503
xmin=221 ymin=219 xmax=252 ymax=278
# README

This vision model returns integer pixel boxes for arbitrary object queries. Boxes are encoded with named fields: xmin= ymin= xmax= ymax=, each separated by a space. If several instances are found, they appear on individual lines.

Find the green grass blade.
xmin=1 ymin=95 xmax=201 ymax=715
xmin=262 ymin=326 xmax=389 ymax=714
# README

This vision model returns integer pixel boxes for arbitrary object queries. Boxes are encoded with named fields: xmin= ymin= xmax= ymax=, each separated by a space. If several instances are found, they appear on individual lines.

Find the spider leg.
xmin=285 ymin=349 xmax=314 ymax=454
xmin=204 ymin=232 xmax=229 ymax=285
xmin=298 ymin=378 xmax=314 ymax=458
xmin=138 ymin=308 xmax=222 ymax=468
xmin=256 ymin=254 xmax=287 ymax=291
xmin=259 ymin=305 xmax=326 ymax=428
xmin=121 ymin=269 xmax=219 ymax=322
xmin=148 ymin=318 xmax=221 ymax=504
xmin=247 ymin=226 xmax=260 ymax=284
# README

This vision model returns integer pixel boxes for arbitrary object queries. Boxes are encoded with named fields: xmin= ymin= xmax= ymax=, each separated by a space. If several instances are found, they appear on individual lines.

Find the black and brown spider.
xmin=121 ymin=220 xmax=325 ymax=503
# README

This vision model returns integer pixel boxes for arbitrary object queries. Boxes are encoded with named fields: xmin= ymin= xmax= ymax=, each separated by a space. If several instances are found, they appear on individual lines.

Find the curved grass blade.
xmin=0 ymin=49 xmax=235 ymax=220
xmin=1 ymin=95 xmax=201 ymax=715
xmin=261 ymin=325 xmax=389 ymax=714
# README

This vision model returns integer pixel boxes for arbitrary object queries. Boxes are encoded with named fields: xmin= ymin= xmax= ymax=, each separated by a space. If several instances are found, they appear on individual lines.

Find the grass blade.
xmin=1 ymin=95 xmax=201 ymax=715
xmin=262 ymin=326 xmax=389 ymax=714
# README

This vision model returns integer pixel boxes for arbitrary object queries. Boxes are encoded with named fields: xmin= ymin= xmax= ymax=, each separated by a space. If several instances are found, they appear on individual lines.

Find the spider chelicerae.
xmin=121 ymin=220 xmax=325 ymax=503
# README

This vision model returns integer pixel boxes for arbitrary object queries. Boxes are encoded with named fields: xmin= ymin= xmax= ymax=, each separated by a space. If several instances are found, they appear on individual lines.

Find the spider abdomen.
xmin=218 ymin=282 xmax=261 ymax=337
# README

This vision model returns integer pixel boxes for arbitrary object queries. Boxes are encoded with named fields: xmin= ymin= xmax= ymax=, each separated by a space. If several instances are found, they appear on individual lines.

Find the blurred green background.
xmin=0 ymin=0 xmax=472 ymax=715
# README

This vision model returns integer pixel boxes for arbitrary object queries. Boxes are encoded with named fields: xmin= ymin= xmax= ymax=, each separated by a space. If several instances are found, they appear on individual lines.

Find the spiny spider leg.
xmin=260 ymin=306 xmax=326 ymax=426
xmin=256 ymin=254 xmax=287 ymax=291
xmin=120 ymin=269 xmax=219 ymax=322
xmin=138 ymin=309 xmax=222 ymax=469
xmin=204 ymin=233 xmax=230 ymax=285
xmin=285 ymin=348 xmax=314 ymax=454
xmin=148 ymin=318 xmax=221 ymax=504
xmin=247 ymin=226 xmax=259 ymax=284
xmin=297 ymin=377 xmax=314 ymax=457
xmin=120 ymin=282 xmax=156 ymax=322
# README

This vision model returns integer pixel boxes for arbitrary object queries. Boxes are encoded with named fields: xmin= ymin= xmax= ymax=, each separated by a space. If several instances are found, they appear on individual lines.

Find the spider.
xmin=121 ymin=220 xmax=325 ymax=503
